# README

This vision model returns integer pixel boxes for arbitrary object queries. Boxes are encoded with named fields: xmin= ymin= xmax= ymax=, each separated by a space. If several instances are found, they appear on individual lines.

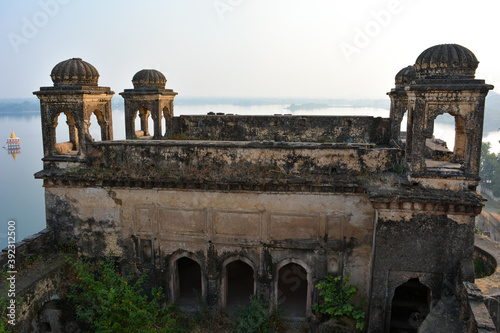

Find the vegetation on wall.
xmin=67 ymin=256 xmax=177 ymax=332
xmin=313 ymin=274 xmax=366 ymax=331
xmin=66 ymin=257 xmax=289 ymax=333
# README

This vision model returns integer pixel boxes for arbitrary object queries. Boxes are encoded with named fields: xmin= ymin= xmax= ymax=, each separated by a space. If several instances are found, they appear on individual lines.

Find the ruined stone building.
xmin=30 ymin=44 xmax=497 ymax=331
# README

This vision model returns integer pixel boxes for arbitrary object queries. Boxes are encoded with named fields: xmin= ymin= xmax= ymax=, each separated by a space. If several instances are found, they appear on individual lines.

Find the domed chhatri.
xmin=414 ymin=44 xmax=479 ymax=80
xmin=395 ymin=65 xmax=416 ymax=87
xmin=132 ymin=69 xmax=167 ymax=89
xmin=50 ymin=58 xmax=100 ymax=87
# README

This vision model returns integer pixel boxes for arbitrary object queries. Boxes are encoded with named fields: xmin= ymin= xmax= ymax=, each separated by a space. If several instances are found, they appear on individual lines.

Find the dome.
xmin=50 ymin=58 xmax=99 ymax=86
xmin=132 ymin=69 xmax=166 ymax=89
xmin=395 ymin=65 xmax=416 ymax=87
xmin=414 ymin=44 xmax=479 ymax=80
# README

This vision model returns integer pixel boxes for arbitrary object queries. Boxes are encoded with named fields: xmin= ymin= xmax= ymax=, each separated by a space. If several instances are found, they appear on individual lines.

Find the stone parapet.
xmin=81 ymin=140 xmax=400 ymax=183
xmin=170 ymin=115 xmax=391 ymax=144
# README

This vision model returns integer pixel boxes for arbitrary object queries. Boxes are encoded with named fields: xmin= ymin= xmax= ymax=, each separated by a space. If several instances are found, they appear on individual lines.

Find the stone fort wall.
xmin=44 ymin=185 xmax=375 ymax=316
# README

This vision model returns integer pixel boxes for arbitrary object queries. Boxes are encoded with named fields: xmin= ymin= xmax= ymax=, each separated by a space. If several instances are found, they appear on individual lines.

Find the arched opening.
xmin=88 ymin=111 xmax=102 ymax=142
xmin=133 ymin=107 xmax=153 ymax=138
xmin=277 ymin=263 xmax=308 ymax=318
xmin=426 ymin=113 xmax=458 ymax=170
xmin=224 ymin=260 xmax=255 ymax=308
xmin=134 ymin=110 xmax=141 ymax=137
xmin=54 ymin=111 xmax=78 ymax=154
xmin=175 ymin=257 xmax=202 ymax=307
xmin=400 ymin=112 xmax=408 ymax=142
xmin=390 ymin=278 xmax=430 ymax=333
xmin=55 ymin=112 xmax=69 ymax=143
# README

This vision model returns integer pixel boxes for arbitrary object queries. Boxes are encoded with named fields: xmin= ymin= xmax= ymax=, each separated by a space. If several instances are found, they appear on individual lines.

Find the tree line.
xmin=480 ymin=142 xmax=500 ymax=197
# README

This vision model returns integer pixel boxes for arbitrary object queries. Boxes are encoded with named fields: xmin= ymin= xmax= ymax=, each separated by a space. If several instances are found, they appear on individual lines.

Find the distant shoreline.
xmin=2 ymin=94 xmax=499 ymax=133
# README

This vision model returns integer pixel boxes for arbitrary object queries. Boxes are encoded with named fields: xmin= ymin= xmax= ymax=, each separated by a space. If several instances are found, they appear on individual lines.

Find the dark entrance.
xmin=390 ymin=278 xmax=430 ymax=332
xmin=278 ymin=263 xmax=308 ymax=317
xmin=176 ymin=257 xmax=202 ymax=307
xmin=226 ymin=260 xmax=254 ymax=307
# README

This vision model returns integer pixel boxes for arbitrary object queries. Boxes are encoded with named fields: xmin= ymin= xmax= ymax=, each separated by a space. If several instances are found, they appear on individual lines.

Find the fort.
xmin=2 ymin=43 xmax=500 ymax=332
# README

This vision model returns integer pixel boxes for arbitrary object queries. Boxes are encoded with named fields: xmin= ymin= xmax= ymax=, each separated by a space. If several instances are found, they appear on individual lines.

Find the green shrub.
xmin=67 ymin=256 xmax=176 ymax=332
xmin=313 ymin=274 xmax=365 ymax=331
xmin=233 ymin=294 xmax=286 ymax=333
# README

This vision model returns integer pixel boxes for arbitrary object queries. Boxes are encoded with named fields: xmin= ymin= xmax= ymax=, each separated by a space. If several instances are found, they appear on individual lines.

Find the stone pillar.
xmin=124 ymin=100 xmax=135 ymax=139
xmin=405 ymin=94 xmax=427 ymax=173
xmin=104 ymin=99 xmax=113 ymax=141
xmin=453 ymin=116 xmax=466 ymax=161
xmin=67 ymin=118 xmax=78 ymax=150
xmin=151 ymin=105 xmax=162 ymax=140
xmin=140 ymin=110 xmax=150 ymax=136
xmin=388 ymin=66 xmax=415 ymax=146
xmin=388 ymin=92 xmax=408 ymax=145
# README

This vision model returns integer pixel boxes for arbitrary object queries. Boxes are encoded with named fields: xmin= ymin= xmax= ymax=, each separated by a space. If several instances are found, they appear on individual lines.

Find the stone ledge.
xmin=38 ymin=176 xmax=366 ymax=195
xmin=464 ymin=282 xmax=498 ymax=332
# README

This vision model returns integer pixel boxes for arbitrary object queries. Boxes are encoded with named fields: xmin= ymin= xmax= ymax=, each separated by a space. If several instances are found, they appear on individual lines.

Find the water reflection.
xmin=0 ymin=115 xmax=45 ymax=250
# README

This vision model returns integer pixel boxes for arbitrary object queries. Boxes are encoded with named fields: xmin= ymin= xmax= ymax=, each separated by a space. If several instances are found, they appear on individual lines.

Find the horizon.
xmin=0 ymin=1 xmax=499 ymax=100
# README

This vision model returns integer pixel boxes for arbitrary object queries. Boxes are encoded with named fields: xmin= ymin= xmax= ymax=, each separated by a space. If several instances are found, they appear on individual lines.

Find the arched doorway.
xmin=277 ymin=263 xmax=308 ymax=318
xmin=223 ymin=260 xmax=255 ymax=308
xmin=390 ymin=278 xmax=430 ymax=332
xmin=175 ymin=257 xmax=202 ymax=307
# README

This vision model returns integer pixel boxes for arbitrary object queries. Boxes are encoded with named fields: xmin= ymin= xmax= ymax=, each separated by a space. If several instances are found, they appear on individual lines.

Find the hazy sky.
xmin=1 ymin=0 xmax=499 ymax=99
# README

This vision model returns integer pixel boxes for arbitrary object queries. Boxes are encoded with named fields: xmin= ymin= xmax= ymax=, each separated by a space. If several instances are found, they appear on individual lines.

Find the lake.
xmin=1 ymin=104 xmax=499 ymax=250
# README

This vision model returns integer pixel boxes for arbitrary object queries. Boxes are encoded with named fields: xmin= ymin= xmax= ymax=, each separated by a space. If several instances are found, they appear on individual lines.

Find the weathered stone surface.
xmin=170 ymin=114 xmax=391 ymax=144
xmin=25 ymin=45 xmax=498 ymax=330
xmin=44 ymin=187 xmax=375 ymax=306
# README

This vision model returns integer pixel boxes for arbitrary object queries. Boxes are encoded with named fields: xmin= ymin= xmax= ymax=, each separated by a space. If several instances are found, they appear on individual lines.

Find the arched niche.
xmin=221 ymin=257 xmax=256 ymax=308
xmin=275 ymin=259 xmax=312 ymax=318
xmin=168 ymin=252 xmax=206 ymax=309
xmin=53 ymin=110 xmax=79 ymax=155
